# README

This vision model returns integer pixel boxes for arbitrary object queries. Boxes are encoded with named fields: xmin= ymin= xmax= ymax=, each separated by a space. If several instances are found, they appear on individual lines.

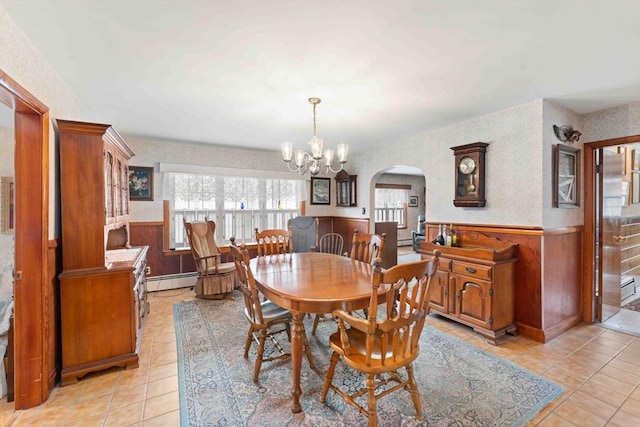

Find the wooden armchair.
xmin=288 ymin=216 xmax=318 ymax=252
xmin=183 ymin=219 xmax=236 ymax=299
xmin=320 ymin=250 xmax=441 ymax=427
xmin=230 ymin=243 xmax=314 ymax=382
xmin=349 ymin=229 xmax=386 ymax=264
xmin=255 ymin=227 xmax=292 ymax=256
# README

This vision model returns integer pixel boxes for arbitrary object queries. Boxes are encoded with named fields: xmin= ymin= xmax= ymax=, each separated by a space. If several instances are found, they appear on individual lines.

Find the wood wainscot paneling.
xmin=129 ymin=221 xmax=192 ymax=277
xmin=542 ymin=227 xmax=584 ymax=341
xmin=330 ymin=217 xmax=369 ymax=255
xmin=423 ymin=223 xmax=583 ymax=343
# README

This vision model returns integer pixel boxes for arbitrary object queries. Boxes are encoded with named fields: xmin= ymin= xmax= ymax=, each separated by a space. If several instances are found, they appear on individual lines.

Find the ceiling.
xmin=3 ymin=1 xmax=640 ymax=158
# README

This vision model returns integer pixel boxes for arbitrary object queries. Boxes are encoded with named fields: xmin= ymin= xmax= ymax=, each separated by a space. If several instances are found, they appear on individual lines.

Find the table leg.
xmin=290 ymin=310 xmax=303 ymax=413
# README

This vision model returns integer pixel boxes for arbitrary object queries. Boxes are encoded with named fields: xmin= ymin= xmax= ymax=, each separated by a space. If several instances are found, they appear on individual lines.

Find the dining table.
xmin=250 ymin=252 xmax=379 ymax=413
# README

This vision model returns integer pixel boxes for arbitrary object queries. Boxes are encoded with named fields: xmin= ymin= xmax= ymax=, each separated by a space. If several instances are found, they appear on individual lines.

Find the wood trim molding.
xmin=1 ymin=68 xmax=51 ymax=408
xmin=426 ymin=222 xmax=544 ymax=237
xmin=375 ymin=183 xmax=412 ymax=189
xmin=583 ymin=134 xmax=640 ymax=323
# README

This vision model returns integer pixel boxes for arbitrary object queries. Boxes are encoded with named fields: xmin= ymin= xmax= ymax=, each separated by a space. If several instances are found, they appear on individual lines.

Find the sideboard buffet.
xmin=419 ymin=231 xmax=518 ymax=344
xmin=57 ymin=120 xmax=149 ymax=385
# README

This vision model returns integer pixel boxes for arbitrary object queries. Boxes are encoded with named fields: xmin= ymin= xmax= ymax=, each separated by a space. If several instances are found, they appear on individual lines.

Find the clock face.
xmin=458 ymin=156 xmax=476 ymax=175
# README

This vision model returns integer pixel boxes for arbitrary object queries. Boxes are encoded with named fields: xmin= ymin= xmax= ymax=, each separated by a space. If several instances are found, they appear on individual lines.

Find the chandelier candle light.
xmin=281 ymin=97 xmax=349 ymax=176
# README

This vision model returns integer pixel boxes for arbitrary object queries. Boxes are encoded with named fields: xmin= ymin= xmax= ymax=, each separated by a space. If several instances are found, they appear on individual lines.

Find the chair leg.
xmin=302 ymin=333 xmax=315 ymax=369
xmin=406 ymin=364 xmax=423 ymax=421
xmin=320 ymin=352 xmax=340 ymax=403
xmin=311 ymin=314 xmax=322 ymax=336
xmin=244 ymin=326 xmax=254 ymax=358
xmin=253 ymin=329 xmax=268 ymax=382
xmin=285 ymin=323 xmax=291 ymax=341
xmin=366 ymin=373 xmax=377 ymax=427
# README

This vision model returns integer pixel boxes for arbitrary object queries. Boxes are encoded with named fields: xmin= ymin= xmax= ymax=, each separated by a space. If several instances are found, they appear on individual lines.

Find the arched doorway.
xmin=371 ymin=166 xmax=426 ymax=264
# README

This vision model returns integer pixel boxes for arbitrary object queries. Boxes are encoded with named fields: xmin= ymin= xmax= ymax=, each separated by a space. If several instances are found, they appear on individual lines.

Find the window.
xmin=374 ymin=184 xmax=409 ymax=228
xmin=165 ymin=172 xmax=304 ymax=248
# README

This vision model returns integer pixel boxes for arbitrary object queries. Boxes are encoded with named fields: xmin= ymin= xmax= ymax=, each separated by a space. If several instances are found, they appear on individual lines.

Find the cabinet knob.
xmin=465 ymin=267 xmax=476 ymax=274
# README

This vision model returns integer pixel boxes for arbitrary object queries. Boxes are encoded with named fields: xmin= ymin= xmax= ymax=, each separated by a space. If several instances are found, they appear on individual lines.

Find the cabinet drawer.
xmin=425 ymin=255 xmax=452 ymax=271
xmin=452 ymin=261 xmax=491 ymax=280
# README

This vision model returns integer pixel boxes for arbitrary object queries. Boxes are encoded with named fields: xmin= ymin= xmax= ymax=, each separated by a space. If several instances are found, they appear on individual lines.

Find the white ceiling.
xmin=3 ymin=1 xmax=640 ymax=156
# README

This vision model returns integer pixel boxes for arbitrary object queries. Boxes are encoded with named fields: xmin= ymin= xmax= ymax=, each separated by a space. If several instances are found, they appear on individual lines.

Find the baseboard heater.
xmin=146 ymin=272 xmax=197 ymax=292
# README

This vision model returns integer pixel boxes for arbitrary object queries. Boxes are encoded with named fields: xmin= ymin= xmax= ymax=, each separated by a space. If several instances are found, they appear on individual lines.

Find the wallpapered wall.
xmin=124 ymin=101 xmax=640 ymax=231
xmin=0 ymin=6 xmax=100 ymax=238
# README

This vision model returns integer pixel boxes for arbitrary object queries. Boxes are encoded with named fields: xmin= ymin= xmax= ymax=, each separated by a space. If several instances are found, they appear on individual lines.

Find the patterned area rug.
xmin=174 ymin=294 xmax=563 ymax=426
xmin=622 ymin=296 xmax=640 ymax=312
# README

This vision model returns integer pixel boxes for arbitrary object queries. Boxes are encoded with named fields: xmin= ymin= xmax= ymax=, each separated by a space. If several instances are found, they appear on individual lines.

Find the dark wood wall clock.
xmin=451 ymin=142 xmax=489 ymax=207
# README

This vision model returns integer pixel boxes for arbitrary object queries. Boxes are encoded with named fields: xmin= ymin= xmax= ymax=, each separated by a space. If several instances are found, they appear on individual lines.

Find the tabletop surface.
xmin=250 ymin=252 xmax=378 ymax=312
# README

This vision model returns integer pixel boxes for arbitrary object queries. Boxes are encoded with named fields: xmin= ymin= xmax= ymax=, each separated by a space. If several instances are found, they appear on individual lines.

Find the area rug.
xmin=622 ymin=296 xmax=640 ymax=312
xmin=174 ymin=294 xmax=563 ymax=426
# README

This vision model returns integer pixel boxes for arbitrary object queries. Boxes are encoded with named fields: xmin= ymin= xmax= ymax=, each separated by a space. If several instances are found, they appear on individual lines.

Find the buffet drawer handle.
xmin=465 ymin=267 xmax=477 ymax=274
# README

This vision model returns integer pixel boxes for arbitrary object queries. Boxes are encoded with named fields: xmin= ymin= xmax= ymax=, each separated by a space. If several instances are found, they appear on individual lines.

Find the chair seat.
xmin=246 ymin=300 xmax=292 ymax=323
xmin=204 ymin=261 xmax=236 ymax=275
xmin=328 ymin=329 xmax=418 ymax=373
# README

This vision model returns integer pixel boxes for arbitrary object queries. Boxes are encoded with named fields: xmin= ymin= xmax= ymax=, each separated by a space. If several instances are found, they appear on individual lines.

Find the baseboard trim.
xmin=147 ymin=272 xmax=197 ymax=292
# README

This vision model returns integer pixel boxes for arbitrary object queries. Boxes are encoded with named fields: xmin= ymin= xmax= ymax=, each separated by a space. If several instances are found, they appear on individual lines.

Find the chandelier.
xmin=281 ymin=97 xmax=348 ymax=176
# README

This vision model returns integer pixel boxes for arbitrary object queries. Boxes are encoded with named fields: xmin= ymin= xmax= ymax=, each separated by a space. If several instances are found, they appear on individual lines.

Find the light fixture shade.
xmin=324 ymin=149 xmax=335 ymax=165
xmin=294 ymin=150 xmax=306 ymax=167
xmin=310 ymin=136 xmax=323 ymax=159
xmin=337 ymin=143 xmax=349 ymax=163
xmin=281 ymin=142 xmax=293 ymax=162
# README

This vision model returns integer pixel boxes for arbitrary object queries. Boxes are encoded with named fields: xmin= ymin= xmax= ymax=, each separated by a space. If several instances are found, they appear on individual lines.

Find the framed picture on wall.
xmin=129 ymin=166 xmax=154 ymax=201
xmin=553 ymin=143 xmax=580 ymax=207
xmin=310 ymin=177 xmax=330 ymax=205
xmin=409 ymin=196 xmax=418 ymax=207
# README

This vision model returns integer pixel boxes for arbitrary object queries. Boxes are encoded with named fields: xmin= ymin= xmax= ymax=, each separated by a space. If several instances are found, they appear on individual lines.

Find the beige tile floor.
xmin=0 ymin=287 xmax=639 ymax=427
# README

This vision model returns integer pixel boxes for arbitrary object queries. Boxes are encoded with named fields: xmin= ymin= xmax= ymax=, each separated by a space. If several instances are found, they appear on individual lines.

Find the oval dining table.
xmin=250 ymin=252 xmax=378 ymax=413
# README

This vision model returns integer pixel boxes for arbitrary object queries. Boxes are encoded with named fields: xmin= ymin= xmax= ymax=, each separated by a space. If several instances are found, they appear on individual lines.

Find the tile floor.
xmin=0 ymin=287 xmax=639 ymax=426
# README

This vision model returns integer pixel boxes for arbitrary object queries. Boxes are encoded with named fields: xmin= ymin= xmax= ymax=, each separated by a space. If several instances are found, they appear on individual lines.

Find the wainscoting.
xmin=423 ymin=223 xmax=583 ymax=343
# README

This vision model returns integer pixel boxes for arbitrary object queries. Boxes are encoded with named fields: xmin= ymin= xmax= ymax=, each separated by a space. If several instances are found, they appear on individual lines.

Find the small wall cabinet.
xmin=335 ymin=170 xmax=357 ymax=207
xmin=420 ymin=231 xmax=518 ymax=344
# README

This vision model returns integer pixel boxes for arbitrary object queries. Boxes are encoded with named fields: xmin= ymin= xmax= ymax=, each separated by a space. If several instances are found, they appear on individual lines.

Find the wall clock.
xmin=451 ymin=142 xmax=489 ymax=207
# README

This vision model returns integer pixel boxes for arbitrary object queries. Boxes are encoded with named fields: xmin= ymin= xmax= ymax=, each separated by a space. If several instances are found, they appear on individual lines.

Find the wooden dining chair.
xmin=230 ymin=243 xmax=315 ymax=382
xmin=255 ymin=227 xmax=292 ymax=256
xmin=183 ymin=219 xmax=237 ymax=299
xmin=311 ymin=232 xmax=347 ymax=335
xmin=320 ymin=250 xmax=441 ymax=427
xmin=317 ymin=232 xmax=344 ymax=255
xmin=349 ymin=229 xmax=386 ymax=264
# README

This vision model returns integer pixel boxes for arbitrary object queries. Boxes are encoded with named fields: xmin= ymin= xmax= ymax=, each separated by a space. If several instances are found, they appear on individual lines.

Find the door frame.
xmin=583 ymin=135 xmax=640 ymax=323
xmin=0 ymin=69 xmax=51 ymax=408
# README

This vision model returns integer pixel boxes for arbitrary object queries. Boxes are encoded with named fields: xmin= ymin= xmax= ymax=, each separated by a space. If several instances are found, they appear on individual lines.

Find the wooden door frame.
xmin=0 ymin=69 xmax=50 ymax=408
xmin=583 ymin=135 xmax=640 ymax=323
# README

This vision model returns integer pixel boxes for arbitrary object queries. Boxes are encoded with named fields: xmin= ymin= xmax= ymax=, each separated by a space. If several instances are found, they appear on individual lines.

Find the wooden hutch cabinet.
xmin=57 ymin=120 xmax=149 ymax=385
xmin=420 ymin=231 xmax=518 ymax=344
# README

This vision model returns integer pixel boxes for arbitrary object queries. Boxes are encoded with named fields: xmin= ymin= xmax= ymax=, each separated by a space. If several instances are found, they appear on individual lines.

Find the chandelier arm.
xmin=325 ymin=162 xmax=345 ymax=174
xmin=283 ymin=160 xmax=308 ymax=175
